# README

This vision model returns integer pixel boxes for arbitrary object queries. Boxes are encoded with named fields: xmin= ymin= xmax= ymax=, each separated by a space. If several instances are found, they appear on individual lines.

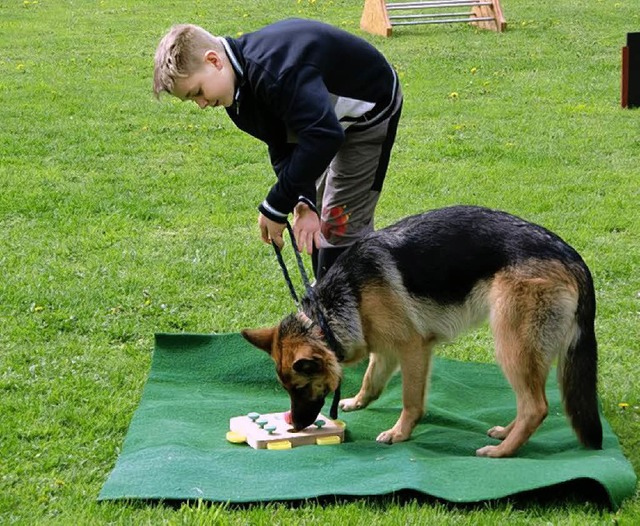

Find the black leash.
xmin=271 ymin=222 xmax=342 ymax=420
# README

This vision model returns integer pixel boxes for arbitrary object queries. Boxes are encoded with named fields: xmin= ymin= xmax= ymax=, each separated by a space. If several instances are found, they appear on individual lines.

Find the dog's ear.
xmin=292 ymin=357 xmax=323 ymax=376
xmin=241 ymin=327 xmax=276 ymax=354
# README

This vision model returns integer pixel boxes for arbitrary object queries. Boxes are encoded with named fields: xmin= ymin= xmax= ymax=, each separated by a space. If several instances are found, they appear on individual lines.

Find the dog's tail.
xmin=559 ymin=263 xmax=603 ymax=449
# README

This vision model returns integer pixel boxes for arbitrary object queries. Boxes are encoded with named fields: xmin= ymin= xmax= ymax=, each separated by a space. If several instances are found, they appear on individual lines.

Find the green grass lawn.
xmin=1 ymin=0 xmax=638 ymax=523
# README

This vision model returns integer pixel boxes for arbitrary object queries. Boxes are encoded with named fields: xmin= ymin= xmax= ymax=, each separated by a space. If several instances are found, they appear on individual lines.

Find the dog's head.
xmin=241 ymin=313 xmax=342 ymax=431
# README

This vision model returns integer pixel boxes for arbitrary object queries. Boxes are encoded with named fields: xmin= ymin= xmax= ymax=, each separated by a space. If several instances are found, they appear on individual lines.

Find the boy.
xmin=154 ymin=19 xmax=402 ymax=279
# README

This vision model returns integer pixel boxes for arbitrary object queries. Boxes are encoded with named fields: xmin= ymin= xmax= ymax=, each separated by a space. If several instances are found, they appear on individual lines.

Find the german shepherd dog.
xmin=242 ymin=205 xmax=603 ymax=457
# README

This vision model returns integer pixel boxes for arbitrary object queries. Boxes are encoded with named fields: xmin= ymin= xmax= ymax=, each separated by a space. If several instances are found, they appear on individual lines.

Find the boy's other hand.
xmin=293 ymin=203 xmax=322 ymax=255
xmin=258 ymin=213 xmax=286 ymax=249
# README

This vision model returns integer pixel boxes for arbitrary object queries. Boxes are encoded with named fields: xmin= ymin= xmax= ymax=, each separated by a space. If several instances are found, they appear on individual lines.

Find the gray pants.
xmin=316 ymin=85 xmax=403 ymax=249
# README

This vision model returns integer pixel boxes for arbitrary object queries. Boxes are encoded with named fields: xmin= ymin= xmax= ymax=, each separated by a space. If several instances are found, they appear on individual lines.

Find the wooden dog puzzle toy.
xmin=227 ymin=411 xmax=345 ymax=450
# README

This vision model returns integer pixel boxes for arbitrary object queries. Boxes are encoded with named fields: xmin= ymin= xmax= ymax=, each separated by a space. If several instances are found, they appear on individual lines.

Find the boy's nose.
xmin=195 ymin=97 xmax=208 ymax=109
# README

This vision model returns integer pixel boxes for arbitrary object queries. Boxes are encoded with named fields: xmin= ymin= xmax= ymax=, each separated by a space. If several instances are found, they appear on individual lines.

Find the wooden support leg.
xmin=472 ymin=0 xmax=506 ymax=32
xmin=361 ymin=0 xmax=393 ymax=37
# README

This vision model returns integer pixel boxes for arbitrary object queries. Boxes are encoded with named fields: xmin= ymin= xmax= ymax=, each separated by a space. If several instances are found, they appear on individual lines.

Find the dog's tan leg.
xmin=340 ymin=351 xmax=398 ymax=412
xmin=478 ymin=275 xmax=555 ymax=457
xmin=376 ymin=335 xmax=435 ymax=444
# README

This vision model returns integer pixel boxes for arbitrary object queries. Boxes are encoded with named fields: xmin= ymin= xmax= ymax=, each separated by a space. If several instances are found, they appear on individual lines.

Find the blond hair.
xmin=153 ymin=24 xmax=224 ymax=98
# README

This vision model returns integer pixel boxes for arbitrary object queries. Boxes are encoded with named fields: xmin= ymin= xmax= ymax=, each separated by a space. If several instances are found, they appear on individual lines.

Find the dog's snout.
xmin=290 ymin=395 xmax=325 ymax=431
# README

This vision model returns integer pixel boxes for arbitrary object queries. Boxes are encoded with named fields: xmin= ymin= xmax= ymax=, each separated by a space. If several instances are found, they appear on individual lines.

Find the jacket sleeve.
xmin=259 ymin=66 xmax=344 ymax=223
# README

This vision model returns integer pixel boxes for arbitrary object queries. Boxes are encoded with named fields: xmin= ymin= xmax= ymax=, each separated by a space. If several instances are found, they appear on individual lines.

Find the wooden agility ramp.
xmin=361 ymin=0 xmax=506 ymax=37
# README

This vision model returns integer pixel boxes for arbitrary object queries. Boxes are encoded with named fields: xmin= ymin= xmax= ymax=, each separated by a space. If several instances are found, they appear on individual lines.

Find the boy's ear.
xmin=203 ymin=50 xmax=223 ymax=69
xmin=241 ymin=327 xmax=276 ymax=354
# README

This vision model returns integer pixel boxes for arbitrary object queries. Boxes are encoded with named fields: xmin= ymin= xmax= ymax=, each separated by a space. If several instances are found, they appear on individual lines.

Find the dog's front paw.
xmin=339 ymin=397 xmax=366 ymax=412
xmin=376 ymin=428 xmax=409 ymax=444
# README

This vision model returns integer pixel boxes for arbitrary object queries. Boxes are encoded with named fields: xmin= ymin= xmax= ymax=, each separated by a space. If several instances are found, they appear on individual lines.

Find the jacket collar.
xmin=221 ymin=37 xmax=245 ymax=109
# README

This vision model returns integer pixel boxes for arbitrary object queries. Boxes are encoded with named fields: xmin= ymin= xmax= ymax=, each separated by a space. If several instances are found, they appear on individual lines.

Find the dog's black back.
xmin=315 ymin=206 xmax=594 ymax=321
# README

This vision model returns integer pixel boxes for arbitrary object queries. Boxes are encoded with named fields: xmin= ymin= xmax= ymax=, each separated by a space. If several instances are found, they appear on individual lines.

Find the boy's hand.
xmin=258 ymin=213 xmax=286 ymax=249
xmin=293 ymin=202 xmax=322 ymax=255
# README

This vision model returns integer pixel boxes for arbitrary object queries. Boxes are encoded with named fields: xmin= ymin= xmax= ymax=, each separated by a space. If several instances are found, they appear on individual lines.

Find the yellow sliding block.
xmin=316 ymin=435 xmax=342 ymax=446
xmin=267 ymin=440 xmax=292 ymax=450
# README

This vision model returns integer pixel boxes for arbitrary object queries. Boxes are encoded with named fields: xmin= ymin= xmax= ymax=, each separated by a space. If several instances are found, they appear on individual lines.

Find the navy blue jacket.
xmin=223 ymin=19 xmax=398 ymax=222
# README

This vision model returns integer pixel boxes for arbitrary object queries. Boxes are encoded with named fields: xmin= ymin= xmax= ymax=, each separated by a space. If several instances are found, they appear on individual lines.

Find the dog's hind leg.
xmin=376 ymin=334 xmax=436 ymax=444
xmin=340 ymin=351 xmax=398 ymax=412
xmin=478 ymin=335 xmax=550 ymax=456
xmin=477 ymin=273 xmax=563 ymax=458
xmin=487 ymin=419 xmax=515 ymax=440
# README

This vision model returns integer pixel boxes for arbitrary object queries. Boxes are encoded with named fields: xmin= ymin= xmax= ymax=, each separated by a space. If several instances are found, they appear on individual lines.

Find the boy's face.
xmin=173 ymin=50 xmax=235 ymax=109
